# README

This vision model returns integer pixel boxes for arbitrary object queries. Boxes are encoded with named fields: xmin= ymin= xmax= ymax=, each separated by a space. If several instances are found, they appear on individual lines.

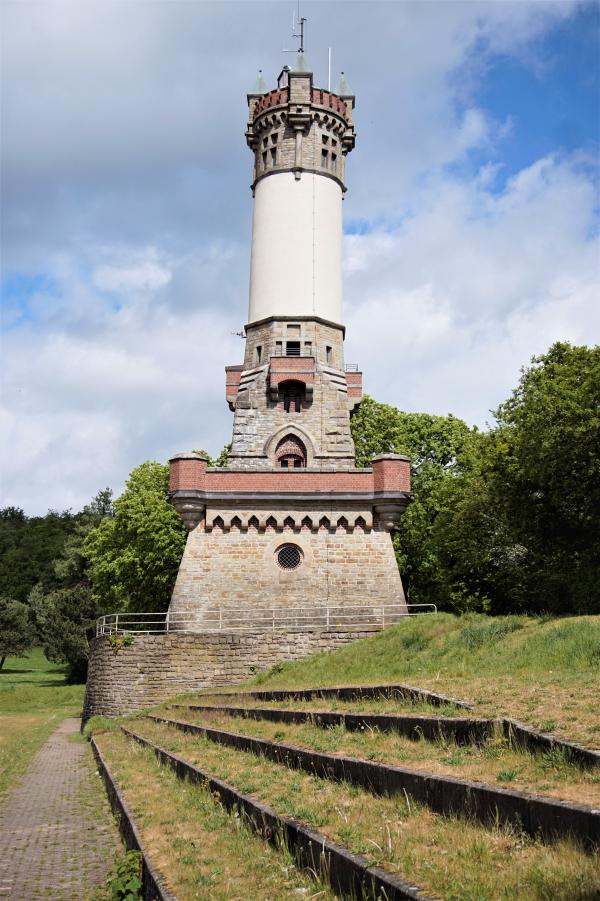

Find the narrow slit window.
xmin=331 ymin=153 xmax=337 ymax=172
xmin=270 ymin=147 xmax=277 ymax=166
xmin=256 ymin=345 xmax=262 ymax=364
xmin=326 ymin=345 xmax=332 ymax=363
xmin=262 ymin=151 xmax=267 ymax=169
xmin=321 ymin=149 xmax=328 ymax=169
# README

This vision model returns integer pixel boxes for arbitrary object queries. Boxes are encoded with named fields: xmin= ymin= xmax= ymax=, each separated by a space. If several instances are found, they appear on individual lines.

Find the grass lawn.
xmin=230 ymin=613 xmax=600 ymax=748
xmin=0 ymin=647 xmax=84 ymax=798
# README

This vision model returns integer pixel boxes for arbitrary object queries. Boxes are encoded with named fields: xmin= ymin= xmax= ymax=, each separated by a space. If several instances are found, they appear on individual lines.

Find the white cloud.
xmin=344 ymin=153 xmax=599 ymax=425
xmin=92 ymin=253 xmax=172 ymax=294
xmin=1 ymin=0 xmax=597 ymax=513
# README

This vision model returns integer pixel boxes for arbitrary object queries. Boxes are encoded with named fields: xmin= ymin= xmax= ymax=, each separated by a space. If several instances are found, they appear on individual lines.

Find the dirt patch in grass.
xmin=131 ymin=718 xmax=600 ymax=901
xmin=94 ymin=730 xmax=337 ymax=901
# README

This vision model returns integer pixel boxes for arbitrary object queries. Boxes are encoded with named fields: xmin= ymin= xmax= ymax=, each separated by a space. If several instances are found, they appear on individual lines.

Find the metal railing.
xmin=344 ymin=363 xmax=359 ymax=372
xmin=96 ymin=604 xmax=437 ymax=637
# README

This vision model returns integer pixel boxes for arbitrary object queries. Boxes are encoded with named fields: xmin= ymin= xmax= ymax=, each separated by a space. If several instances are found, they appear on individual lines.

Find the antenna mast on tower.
xmin=283 ymin=1 xmax=306 ymax=56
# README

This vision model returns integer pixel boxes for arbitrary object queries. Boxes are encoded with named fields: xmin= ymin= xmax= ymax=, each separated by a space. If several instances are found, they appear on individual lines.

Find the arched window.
xmin=279 ymin=380 xmax=305 ymax=413
xmin=275 ymin=435 xmax=307 ymax=469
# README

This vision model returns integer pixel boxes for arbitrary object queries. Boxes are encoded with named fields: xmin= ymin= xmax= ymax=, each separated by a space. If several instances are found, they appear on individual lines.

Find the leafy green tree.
xmin=488 ymin=342 xmax=600 ymax=613
xmin=214 ymin=443 xmax=232 ymax=467
xmin=29 ymin=584 xmax=100 ymax=682
xmin=351 ymin=397 xmax=483 ymax=609
xmin=85 ymin=462 xmax=186 ymax=613
xmin=0 ymin=597 xmax=34 ymax=670
xmin=192 ymin=444 xmax=231 ymax=467
xmin=0 ymin=507 xmax=77 ymax=602
xmin=30 ymin=489 xmax=114 ymax=682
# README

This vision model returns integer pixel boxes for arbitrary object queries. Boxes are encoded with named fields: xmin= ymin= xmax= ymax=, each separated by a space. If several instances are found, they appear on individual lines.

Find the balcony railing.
xmin=96 ymin=604 xmax=437 ymax=636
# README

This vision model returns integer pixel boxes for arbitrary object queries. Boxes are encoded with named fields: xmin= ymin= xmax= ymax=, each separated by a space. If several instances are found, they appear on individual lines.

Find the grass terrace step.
xmin=122 ymin=727 xmax=438 ymax=901
xmin=127 ymin=717 xmax=600 ymax=900
xmin=174 ymin=703 xmax=600 ymax=768
xmin=148 ymin=713 xmax=600 ymax=849
xmin=159 ymin=708 xmax=600 ymax=808
xmin=93 ymin=729 xmax=338 ymax=901
xmin=227 ymin=615 xmax=600 ymax=748
xmin=173 ymin=703 xmax=495 ymax=745
xmin=200 ymin=683 xmax=474 ymax=710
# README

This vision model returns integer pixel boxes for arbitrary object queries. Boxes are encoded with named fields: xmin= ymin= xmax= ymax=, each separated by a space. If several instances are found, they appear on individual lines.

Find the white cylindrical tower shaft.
xmin=249 ymin=171 xmax=343 ymax=324
xmin=245 ymin=67 xmax=355 ymax=327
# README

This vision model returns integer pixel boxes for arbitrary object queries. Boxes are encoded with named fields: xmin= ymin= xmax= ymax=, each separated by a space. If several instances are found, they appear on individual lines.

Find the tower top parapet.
xmin=246 ymin=65 xmax=355 ymax=193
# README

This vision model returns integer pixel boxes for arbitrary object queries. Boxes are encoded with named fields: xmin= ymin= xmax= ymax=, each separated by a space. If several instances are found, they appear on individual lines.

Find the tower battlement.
xmin=246 ymin=67 xmax=355 ymax=192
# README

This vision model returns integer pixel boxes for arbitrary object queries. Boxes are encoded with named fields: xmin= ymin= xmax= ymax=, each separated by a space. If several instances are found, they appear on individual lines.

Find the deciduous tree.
xmin=85 ymin=462 xmax=186 ymax=613
xmin=0 ymin=597 xmax=34 ymax=670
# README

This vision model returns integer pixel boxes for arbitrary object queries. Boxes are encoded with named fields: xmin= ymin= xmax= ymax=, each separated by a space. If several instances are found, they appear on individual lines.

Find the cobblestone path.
xmin=0 ymin=718 xmax=121 ymax=900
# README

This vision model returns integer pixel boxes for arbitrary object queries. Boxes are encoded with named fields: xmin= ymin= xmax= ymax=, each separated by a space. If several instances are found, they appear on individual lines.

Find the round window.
xmin=276 ymin=544 xmax=303 ymax=570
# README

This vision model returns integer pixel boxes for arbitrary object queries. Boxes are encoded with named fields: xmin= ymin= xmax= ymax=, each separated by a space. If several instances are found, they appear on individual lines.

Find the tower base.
xmin=169 ymin=506 xmax=405 ymax=626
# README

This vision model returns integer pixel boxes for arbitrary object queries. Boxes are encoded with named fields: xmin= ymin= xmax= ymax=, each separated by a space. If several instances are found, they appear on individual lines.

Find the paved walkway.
xmin=0 ymin=718 xmax=121 ymax=900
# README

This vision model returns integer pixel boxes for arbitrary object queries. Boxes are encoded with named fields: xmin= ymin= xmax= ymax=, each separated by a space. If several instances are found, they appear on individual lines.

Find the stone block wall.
xmin=169 ymin=515 xmax=405 ymax=622
xmin=83 ymin=629 xmax=375 ymax=720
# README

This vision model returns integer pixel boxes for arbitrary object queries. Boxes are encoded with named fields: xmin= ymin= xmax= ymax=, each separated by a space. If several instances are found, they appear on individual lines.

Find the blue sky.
xmin=1 ymin=0 xmax=599 ymax=514
xmin=471 ymin=3 xmax=599 ymax=183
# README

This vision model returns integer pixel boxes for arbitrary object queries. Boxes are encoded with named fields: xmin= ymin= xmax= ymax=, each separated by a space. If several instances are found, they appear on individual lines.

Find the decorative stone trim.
xmin=204 ymin=510 xmax=372 ymax=533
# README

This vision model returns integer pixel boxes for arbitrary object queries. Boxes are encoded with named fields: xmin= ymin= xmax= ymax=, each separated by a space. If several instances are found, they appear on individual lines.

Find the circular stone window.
xmin=276 ymin=544 xmax=303 ymax=570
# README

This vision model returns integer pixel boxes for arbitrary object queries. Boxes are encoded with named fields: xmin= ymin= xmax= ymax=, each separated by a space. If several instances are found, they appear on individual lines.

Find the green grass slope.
xmin=250 ymin=614 xmax=600 ymax=688
xmin=233 ymin=614 xmax=600 ymax=745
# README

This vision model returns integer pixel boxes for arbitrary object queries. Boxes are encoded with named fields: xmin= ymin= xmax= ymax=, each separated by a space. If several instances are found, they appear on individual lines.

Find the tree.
xmin=30 ymin=489 xmax=114 ymax=682
xmin=0 ymin=507 xmax=77 ymax=602
xmin=487 ymin=342 xmax=600 ymax=613
xmin=351 ymin=397 xmax=483 ymax=609
xmin=85 ymin=462 xmax=186 ymax=613
xmin=0 ymin=597 xmax=34 ymax=670
xmin=192 ymin=444 xmax=231 ymax=467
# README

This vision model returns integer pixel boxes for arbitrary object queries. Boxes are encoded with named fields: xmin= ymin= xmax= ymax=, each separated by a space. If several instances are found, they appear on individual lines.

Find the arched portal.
xmin=275 ymin=434 xmax=307 ymax=469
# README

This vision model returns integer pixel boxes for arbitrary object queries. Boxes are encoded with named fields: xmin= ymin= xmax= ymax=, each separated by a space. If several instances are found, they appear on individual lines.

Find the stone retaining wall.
xmin=83 ymin=629 xmax=374 ymax=720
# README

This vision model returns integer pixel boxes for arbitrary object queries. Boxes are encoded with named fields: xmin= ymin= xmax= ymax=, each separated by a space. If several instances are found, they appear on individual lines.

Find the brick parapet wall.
xmin=83 ymin=630 xmax=375 ymax=720
xmin=169 ymin=459 xmax=411 ymax=497
xmin=372 ymin=455 xmax=411 ymax=494
xmin=169 ymin=455 xmax=208 ymax=492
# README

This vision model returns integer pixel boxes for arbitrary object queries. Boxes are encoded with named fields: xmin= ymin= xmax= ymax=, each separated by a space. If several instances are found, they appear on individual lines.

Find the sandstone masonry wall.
xmin=169 ymin=519 xmax=405 ymax=620
xmin=83 ymin=630 xmax=375 ymax=719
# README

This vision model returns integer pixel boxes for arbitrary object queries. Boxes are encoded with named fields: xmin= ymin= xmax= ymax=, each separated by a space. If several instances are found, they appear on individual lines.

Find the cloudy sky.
xmin=1 ymin=0 xmax=599 ymax=515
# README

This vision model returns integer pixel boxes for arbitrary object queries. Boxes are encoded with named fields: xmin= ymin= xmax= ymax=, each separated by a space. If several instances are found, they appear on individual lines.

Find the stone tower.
xmin=168 ymin=58 xmax=411 ymax=626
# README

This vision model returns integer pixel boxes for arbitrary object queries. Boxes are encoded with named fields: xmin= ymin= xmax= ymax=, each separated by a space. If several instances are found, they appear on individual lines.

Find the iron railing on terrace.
xmin=96 ymin=604 xmax=437 ymax=637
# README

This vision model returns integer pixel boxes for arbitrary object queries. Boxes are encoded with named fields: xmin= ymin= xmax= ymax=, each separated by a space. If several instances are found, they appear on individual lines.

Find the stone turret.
xmin=225 ymin=63 xmax=360 ymax=470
